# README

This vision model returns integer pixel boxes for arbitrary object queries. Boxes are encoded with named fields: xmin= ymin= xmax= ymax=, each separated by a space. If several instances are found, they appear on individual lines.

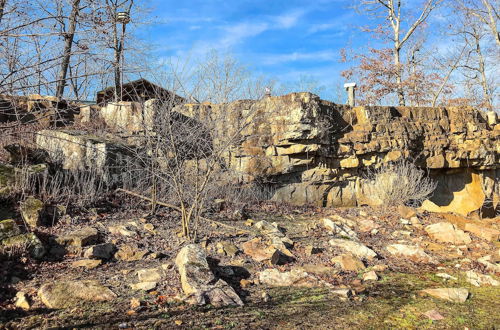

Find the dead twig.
xmin=116 ymin=188 xmax=255 ymax=234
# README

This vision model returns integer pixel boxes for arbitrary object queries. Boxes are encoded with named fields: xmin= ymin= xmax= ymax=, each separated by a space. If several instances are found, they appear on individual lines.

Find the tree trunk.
xmin=55 ymin=0 xmax=81 ymax=99
xmin=476 ymin=37 xmax=493 ymax=110
xmin=113 ymin=22 xmax=126 ymax=101
xmin=0 ymin=0 xmax=6 ymax=24
xmin=394 ymin=46 xmax=406 ymax=106
xmin=481 ymin=0 xmax=500 ymax=48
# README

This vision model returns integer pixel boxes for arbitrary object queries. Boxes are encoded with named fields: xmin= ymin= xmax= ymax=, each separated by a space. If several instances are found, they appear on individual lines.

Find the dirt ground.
xmin=1 ymin=196 xmax=499 ymax=329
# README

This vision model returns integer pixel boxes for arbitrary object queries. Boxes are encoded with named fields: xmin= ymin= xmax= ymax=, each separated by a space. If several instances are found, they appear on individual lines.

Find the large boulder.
xmin=175 ymin=244 xmax=243 ymax=307
xmin=425 ymin=222 xmax=472 ymax=245
xmin=38 ymin=280 xmax=116 ymax=308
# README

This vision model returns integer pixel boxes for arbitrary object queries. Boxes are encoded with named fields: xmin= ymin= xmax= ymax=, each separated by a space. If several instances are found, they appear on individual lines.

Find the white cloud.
xmin=274 ymin=10 xmax=306 ymax=29
xmin=260 ymin=50 xmax=338 ymax=65
xmin=220 ymin=22 xmax=270 ymax=47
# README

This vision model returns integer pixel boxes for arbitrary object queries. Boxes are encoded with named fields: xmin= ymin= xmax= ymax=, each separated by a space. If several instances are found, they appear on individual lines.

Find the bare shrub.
xmin=364 ymin=160 xmax=437 ymax=207
xmin=10 ymin=163 xmax=109 ymax=210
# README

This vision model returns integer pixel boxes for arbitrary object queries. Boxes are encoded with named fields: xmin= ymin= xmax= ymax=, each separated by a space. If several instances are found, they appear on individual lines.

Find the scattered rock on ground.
xmin=299 ymin=264 xmax=338 ymax=276
xmin=323 ymin=218 xmax=358 ymax=240
xmin=363 ymin=270 xmax=378 ymax=281
xmin=137 ymin=268 xmax=163 ymax=282
xmin=436 ymin=273 xmax=457 ymax=281
xmin=258 ymin=268 xmax=325 ymax=288
xmin=115 ymin=244 xmax=148 ymax=261
xmin=442 ymin=213 xmax=500 ymax=242
xmin=176 ymin=244 xmax=243 ymax=307
xmin=332 ymin=288 xmax=354 ymax=298
xmin=425 ymin=222 xmax=471 ymax=245
xmin=217 ymin=241 xmax=239 ymax=257
xmin=108 ymin=224 xmax=137 ymax=237
xmin=20 ymin=197 xmax=45 ymax=229
xmin=331 ymin=254 xmax=366 ymax=272
xmin=84 ymin=243 xmax=116 ymax=260
xmin=477 ymin=255 xmax=500 ymax=274
xmin=358 ymin=219 xmax=379 ymax=233
xmin=1 ymin=232 xmax=45 ymax=259
xmin=71 ymin=259 xmax=102 ymax=269
xmin=254 ymin=220 xmax=294 ymax=257
xmin=130 ymin=282 xmax=157 ymax=291
xmin=329 ymin=239 xmax=377 ymax=260
xmin=55 ymin=227 xmax=99 ymax=248
xmin=241 ymin=237 xmax=286 ymax=264
xmin=464 ymin=270 xmax=499 ymax=287
xmin=0 ymin=219 xmax=20 ymax=240
xmin=386 ymin=244 xmax=435 ymax=263
xmin=304 ymin=245 xmax=319 ymax=256
xmin=38 ymin=280 xmax=117 ymax=308
xmin=398 ymin=205 xmax=417 ymax=219
xmin=423 ymin=309 xmax=445 ymax=321
xmin=419 ymin=288 xmax=469 ymax=303
xmin=15 ymin=292 xmax=30 ymax=310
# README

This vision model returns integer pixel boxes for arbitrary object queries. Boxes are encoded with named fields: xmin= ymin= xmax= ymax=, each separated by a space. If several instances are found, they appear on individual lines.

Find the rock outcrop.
xmin=176 ymin=93 xmax=499 ymax=216
xmin=22 ymin=92 xmax=498 ymax=216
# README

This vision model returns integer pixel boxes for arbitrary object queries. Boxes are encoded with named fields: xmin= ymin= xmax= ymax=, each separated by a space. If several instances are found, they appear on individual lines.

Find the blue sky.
xmin=137 ymin=0 xmax=364 ymax=101
xmin=136 ymin=0 xmax=457 ymax=102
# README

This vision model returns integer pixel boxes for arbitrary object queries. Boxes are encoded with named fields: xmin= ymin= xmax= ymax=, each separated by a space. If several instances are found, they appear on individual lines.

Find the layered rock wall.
xmin=177 ymin=93 xmax=499 ymax=216
xmin=11 ymin=92 xmax=498 ymax=216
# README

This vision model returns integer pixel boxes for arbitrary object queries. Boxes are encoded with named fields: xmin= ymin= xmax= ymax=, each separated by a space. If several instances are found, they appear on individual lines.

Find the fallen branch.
xmin=116 ymin=188 xmax=254 ymax=234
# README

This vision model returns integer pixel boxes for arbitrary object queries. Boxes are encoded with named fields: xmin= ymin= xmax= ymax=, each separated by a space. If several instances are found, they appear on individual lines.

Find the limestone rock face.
xmin=100 ymin=100 xmax=159 ymax=133
xmin=38 ymin=280 xmax=117 ymax=308
xmin=175 ymin=244 xmax=243 ymax=307
xmin=174 ymin=93 xmax=498 ymax=215
xmin=35 ymin=130 xmax=134 ymax=180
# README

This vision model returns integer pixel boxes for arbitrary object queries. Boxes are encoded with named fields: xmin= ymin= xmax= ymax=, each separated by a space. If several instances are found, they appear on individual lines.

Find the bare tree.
xmin=459 ymin=0 xmax=500 ymax=48
xmin=102 ymin=0 xmax=134 ymax=101
xmin=55 ymin=0 xmax=82 ymax=99
xmin=116 ymin=52 xmax=267 ymax=241
xmin=359 ymin=0 xmax=442 ymax=105
xmin=453 ymin=3 xmax=497 ymax=110
xmin=0 ymin=0 xmax=7 ymax=24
